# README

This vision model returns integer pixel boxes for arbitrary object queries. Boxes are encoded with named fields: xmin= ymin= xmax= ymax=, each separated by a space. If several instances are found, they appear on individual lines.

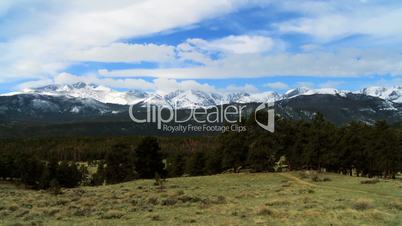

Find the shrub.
xmin=150 ymin=214 xmax=161 ymax=221
xmin=298 ymin=171 xmax=309 ymax=179
xmin=311 ymin=175 xmax=321 ymax=182
xmin=256 ymin=207 xmax=273 ymax=216
xmin=353 ymin=198 xmax=373 ymax=210
xmin=360 ymin=179 xmax=380 ymax=184
xmin=147 ymin=197 xmax=159 ymax=205
xmin=388 ymin=201 xmax=402 ymax=210
xmin=311 ymin=175 xmax=331 ymax=182
xmin=162 ymin=198 xmax=178 ymax=206
xmin=215 ymin=195 xmax=226 ymax=204
xmin=101 ymin=210 xmax=125 ymax=219
xmin=8 ymin=204 xmax=19 ymax=212
xmin=48 ymin=179 xmax=62 ymax=195
xmin=322 ymin=177 xmax=331 ymax=181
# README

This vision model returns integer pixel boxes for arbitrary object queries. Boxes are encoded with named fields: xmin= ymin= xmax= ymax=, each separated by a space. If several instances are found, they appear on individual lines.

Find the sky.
xmin=0 ymin=0 xmax=401 ymax=94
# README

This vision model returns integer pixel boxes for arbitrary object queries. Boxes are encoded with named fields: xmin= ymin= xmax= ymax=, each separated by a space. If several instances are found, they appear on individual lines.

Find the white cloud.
xmin=223 ymin=84 xmax=259 ymax=94
xmin=153 ymin=78 xmax=217 ymax=94
xmin=0 ymin=0 xmax=258 ymax=80
xmin=104 ymin=48 xmax=402 ymax=78
xmin=264 ymin=82 xmax=289 ymax=90
xmin=2 ymin=0 xmax=402 ymax=86
xmin=296 ymin=82 xmax=314 ymax=88
xmin=18 ymin=73 xmax=220 ymax=94
xmin=17 ymin=73 xmax=266 ymax=95
xmin=43 ymin=73 xmax=155 ymax=91
xmin=276 ymin=2 xmax=402 ymax=42
xmin=186 ymin=35 xmax=276 ymax=54
xmin=69 ymin=43 xmax=176 ymax=63
xmin=319 ymin=81 xmax=344 ymax=89
xmin=17 ymin=78 xmax=54 ymax=90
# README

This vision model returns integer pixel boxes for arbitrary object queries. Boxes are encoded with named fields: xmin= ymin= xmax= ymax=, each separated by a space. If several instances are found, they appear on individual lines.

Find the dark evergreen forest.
xmin=1 ymin=113 xmax=401 ymax=189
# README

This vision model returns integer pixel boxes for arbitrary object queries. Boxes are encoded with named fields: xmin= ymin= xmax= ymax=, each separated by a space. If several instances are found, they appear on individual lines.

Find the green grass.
xmin=0 ymin=172 xmax=401 ymax=226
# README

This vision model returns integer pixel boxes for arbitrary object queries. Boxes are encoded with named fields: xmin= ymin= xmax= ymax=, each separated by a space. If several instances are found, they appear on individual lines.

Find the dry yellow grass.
xmin=0 ymin=172 xmax=401 ymax=226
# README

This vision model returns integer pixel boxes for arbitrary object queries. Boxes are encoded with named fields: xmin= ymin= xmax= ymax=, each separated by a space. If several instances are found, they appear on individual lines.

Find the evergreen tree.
xmin=105 ymin=144 xmax=136 ymax=184
xmin=205 ymin=148 xmax=223 ymax=174
xmin=305 ymin=113 xmax=334 ymax=170
xmin=247 ymin=135 xmax=277 ymax=172
xmin=134 ymin=137 xmax=165 ymax=179
xmin=16 ymin=152 xmax=44 ymax=188
xmin=185 ymin=151 xmax=206 ymax=176
xmin=166 ymin=151 xmax=186 ymax=177
xmin=371 ymin=121 xmax=401 ymax=178
xmin=221 ymin=133 xmax=248 ymax=172
xmin=56 ymin=161 xmax=82 ymax=188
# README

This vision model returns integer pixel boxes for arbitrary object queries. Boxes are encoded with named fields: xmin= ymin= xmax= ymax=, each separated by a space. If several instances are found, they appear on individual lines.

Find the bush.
xmin=322 ymin=177 xmax=331 ymax=182
xmin=162 ymin=198 xmax=178 ymax=206
xmin=311 ymin=175 xmax=321 ymax=182
xmin=256 ymin=207 xmax=273 ymax=216
xmin=388 ymin=201 xmax=402 ymax=210
xmin=353 ymin=198 xmax=373 ymax=210
xmin=48 ymin=179 xmax=62 ymax=195
xmin=147 ymin=197 xmax=159 ymax=205
xmin=360 ymin=179 xmax=380 ymax=184
xmin=57 ymin=161 xmax=83 ymax=188
xmin=311 ymin=175 xmax=331 ymax=182
xmin=101 ymin=210 xmax=125 ymax=219
xmin=298 ymin=171 xmax=310 ymax=179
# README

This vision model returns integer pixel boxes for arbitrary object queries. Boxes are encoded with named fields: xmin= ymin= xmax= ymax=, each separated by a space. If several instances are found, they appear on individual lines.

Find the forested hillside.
xmin=1 ymin=113 xmax=401 ymax=190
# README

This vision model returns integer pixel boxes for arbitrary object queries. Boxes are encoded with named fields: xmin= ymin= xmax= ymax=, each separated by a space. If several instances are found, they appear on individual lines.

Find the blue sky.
xmin=0 ymin=0 xmax=401 ymax=94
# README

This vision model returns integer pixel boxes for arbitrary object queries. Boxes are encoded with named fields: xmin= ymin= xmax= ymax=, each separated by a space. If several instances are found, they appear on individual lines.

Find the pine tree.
xmin=134 ymin=137 xmax=165 ymax=179
xmin=105 ymin=144 xmax=136 ymax=184
xmin=221 ymin=132 xmax=248 ymax=172
xmin=166 ymin=151 xmax=186 ymax=177
xmin=247 ymin=135 xmax=277 ymax=172
xmin=185 ymin=151 xmax=206 ymax=176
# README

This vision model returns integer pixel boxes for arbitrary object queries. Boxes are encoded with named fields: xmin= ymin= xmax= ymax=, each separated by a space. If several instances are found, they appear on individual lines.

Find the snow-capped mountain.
xmin=283 ymin=87 xmax=348 ymax=99
xmin=227 ymin=91 xmax=280 ymax=104
xmin=1 ymin=83 xmax=401 ymax=134
xmin=1 ymin=83 xmax=281 ymax=108
xmin=4 ymin=82 xmax=148 ymax=105
xmin=1 ymin=83 xmax=401 ymax=110
xmin=360 ymin=86 xmax=402 ymax=103
xmin=0 ymin=94 xmax=114 ymax=117
xmin=165 ymin=90 xmax=225 ymax=109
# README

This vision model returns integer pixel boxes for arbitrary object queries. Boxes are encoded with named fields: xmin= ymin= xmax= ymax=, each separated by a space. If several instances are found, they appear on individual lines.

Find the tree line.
xmin=0 ymin=113 xmax=401 ymax=190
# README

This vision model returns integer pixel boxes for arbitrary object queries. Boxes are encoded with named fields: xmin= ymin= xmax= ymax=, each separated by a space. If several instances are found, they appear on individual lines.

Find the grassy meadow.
xmin=0 ymin=172 xmax=401 ymax=226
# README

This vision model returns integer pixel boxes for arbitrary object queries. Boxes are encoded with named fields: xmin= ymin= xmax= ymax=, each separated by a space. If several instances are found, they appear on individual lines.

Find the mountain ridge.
xmin=2 ymin=82 xmax=401 ymax=108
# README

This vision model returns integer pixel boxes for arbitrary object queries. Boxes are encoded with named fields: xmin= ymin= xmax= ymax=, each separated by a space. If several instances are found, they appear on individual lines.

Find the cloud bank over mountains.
xmin=0 ymin=0 xmax=401 ymax=91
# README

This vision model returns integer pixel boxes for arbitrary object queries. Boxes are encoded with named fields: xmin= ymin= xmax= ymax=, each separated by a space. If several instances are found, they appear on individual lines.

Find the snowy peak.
xmin=22 ymin=82 xmax=148 ymax=105
xmin=361 ymin=86 xmax=402 ymax=103
xmin=284 ymin=87 xmax=348 ymax=99
xmin=2 ymin=82 xmax=402 ymax=108
xmin=227 ymin=91 xmax=280 ymax=103
xmin=166 ymin=89 xmax=224 ymax=108
xmin=283 ymin=87 xmax=310 ymax=99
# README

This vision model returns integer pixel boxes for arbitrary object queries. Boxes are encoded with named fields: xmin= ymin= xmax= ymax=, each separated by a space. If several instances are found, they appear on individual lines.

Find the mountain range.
xmin=0 ymin=82 xmax=401 ymax=137
xmin=3 ymin=82 xmax=402 ymax=108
